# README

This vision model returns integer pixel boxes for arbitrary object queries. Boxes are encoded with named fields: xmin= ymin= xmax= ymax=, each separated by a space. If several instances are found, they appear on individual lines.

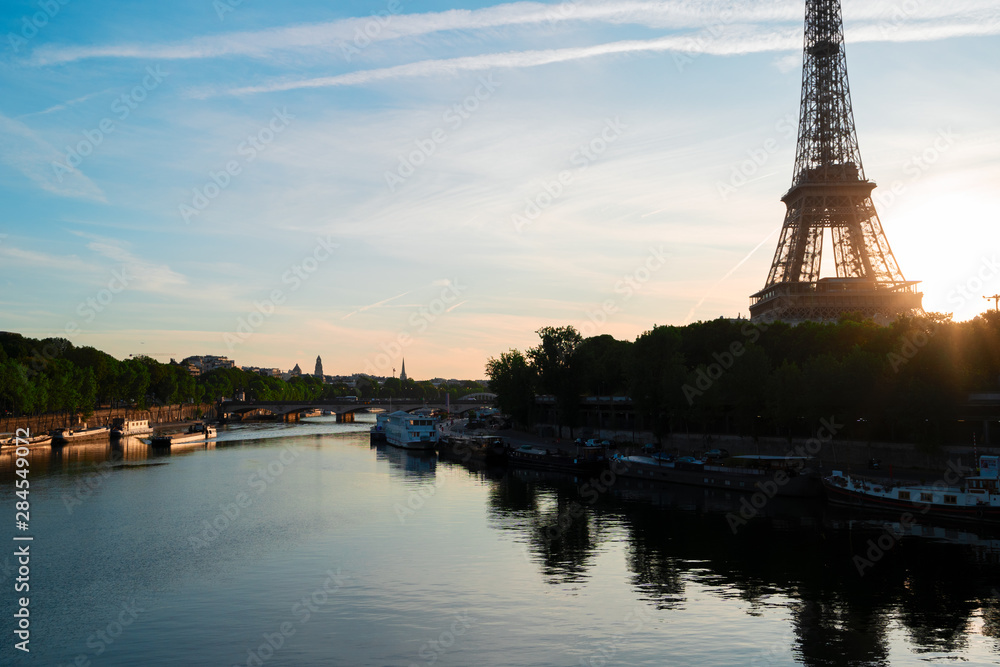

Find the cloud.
xmin=210 ymin=28 xmax=798 ymax=96
xmin=24 ymin=90 xmax=110 ymax=117
xmin=85 ymin=238 xmax=189 ymax=294
xmin=341 ymin=290 xmax=412 ymax=319
xmin=0 ymin=244 xmax=98 ymax=275
xmin=207 ymin=14 xmax=1000 ymax=96
xmin=29 ymin=0 xmax=1000 ymax=67
xmin=0 ymin=113 xmax=106 ymax=202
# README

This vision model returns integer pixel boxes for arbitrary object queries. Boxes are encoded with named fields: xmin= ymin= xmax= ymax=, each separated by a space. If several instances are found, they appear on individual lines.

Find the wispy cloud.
xmin=211 ymin=28 xmax=798 ymax=96
xmin=341 ymin=290 xmax=412 ymax=319
xmin=0 ymin=113 xmax=106 ymax=202
xmin=205 ymin=15 xmax=1000 ymax=96
xmin=0 ymin=244 xmax=98 ymax=275
xmin=24 ymin=90 xmax=109 ymax=117
xmin=28 ymin=0 xmax=1000 ymax=67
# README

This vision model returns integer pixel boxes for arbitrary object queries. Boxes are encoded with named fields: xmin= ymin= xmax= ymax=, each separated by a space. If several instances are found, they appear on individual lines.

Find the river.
xmin=2 ymin=416 xmax=999 ymax=665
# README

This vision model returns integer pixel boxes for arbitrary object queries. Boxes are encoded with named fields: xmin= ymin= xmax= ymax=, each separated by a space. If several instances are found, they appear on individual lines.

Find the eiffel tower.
xmin=749 ymin=0 xmax=922 ymax=323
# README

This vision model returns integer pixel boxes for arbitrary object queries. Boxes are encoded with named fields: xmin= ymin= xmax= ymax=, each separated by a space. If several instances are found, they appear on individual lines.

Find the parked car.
xmin=702 ymin=448 xmax=730 ymax=461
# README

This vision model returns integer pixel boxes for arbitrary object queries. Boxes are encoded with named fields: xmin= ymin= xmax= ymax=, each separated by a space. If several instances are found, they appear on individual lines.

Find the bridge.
xmin=218 ymin=394 xmax=496 ymax=422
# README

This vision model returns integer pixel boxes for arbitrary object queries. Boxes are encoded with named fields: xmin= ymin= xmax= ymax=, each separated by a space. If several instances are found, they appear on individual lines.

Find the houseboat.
xmin=384 ymin=411 xmax=438 ymax=450
xmin=437 ymin=434 xmax=507 ymax=466
xmin=370 ymin=412 xmax=390 ymax=442
xmin=110 ymin=418 xmax=153 ymax=439
xmin=149 ymin=423 xmax=217 ymax=447
xmin=612 ymin=454 xmax=823 ymax=497
xmin=48 ymin=425 xmax=111 ymax=446
xmin=822 ymin=455 xmax=1000 ymax=523
xmin=505 ymin=442 xmax=606 ymax=475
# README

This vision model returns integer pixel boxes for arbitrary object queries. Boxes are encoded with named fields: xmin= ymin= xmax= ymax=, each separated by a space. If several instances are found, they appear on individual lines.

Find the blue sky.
xmin=2 ymin=0 xmax=999 ymax=379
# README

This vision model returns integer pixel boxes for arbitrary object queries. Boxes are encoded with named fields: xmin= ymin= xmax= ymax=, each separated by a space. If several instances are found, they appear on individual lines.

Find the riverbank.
xmin=490 ymin=424 xmax=992 ymax=481
xmin=0 ymin=403 xmax=216 ymax=439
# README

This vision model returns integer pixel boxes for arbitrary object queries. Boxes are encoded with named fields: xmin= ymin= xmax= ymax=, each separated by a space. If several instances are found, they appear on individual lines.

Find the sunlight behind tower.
xmin=749 ymin=0 xmax=924 ymax=324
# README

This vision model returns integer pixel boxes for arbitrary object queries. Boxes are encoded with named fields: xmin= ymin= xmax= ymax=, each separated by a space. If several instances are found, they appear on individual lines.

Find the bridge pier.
xmin=283 ymin=413 xmax=300 ymax=423
xmin=336 ymin=412 xmax=354 ymax=423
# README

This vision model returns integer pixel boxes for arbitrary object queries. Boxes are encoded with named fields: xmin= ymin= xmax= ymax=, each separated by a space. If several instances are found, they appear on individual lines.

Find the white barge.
xmin=823 ymin=455 xmax=1000 ymax=523
xmin=384 ymin=411 xmax=438 ymax=451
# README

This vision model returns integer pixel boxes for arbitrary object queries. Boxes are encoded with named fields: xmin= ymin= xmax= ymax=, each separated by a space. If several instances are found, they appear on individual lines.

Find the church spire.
xmin=399 ymin=358 xmax=407 ymax=381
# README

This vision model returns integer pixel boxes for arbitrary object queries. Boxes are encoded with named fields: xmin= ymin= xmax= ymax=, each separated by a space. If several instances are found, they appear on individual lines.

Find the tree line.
xmin=0 ymin=332 xmax=485 ymax=419
xmin=485 ymin=312 xmax=1000 ymax=446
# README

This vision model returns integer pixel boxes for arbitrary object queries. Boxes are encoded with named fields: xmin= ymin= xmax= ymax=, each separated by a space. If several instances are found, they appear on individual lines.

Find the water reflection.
xmin=371 ymin=441 xmax=437 ymax=478
xmin=477 ymin=461 xmax=1000 ymax=665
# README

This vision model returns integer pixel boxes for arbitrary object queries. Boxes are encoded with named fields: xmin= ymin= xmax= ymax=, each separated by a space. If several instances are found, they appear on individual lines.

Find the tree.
xmin=528 ymin=326 xmax=583 ymax=437
xmin=485 ymin=349 xmax=536 ymax=426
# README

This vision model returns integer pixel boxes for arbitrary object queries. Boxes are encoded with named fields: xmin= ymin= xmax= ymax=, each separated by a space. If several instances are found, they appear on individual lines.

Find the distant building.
xmin=399 ymin=358 xmax=408 ymax=382
xmin=291 ymin=363 xmax=302 ymax=377
xmin=181 ymin=355 xmax=235 ymax=376
xmin=314 ymin=355 xmax=323 ymax=378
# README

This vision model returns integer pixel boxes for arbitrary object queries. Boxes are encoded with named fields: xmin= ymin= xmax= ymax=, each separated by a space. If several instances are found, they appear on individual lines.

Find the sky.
xmin=1 ymin=0 xmax=998 ymax=380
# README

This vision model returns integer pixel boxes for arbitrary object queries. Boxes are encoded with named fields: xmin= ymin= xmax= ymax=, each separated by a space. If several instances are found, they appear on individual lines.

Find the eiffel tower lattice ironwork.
xmin=749 ymin=0 xmax=922 ymax=323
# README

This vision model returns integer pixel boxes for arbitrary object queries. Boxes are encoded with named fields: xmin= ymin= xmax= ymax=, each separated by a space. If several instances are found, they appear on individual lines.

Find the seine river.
xmin=3 ymin=417 xmax=1000 ymax=666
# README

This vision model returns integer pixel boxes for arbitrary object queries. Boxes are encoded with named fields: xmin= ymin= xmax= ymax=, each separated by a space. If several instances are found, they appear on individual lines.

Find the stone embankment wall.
xmin=0 ymin=403 xmax=217 ymax=436
xmin=542 ymin=424 xmax=988 ymax=475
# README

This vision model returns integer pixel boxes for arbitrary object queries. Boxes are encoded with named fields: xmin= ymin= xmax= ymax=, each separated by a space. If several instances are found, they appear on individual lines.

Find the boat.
xmin=611 ymin=453 xmax=823 ymax=497
xmin=1 ymin=432 xmax=52 ymax=448
xmin=110 ymin=418 xmax=153 ymax=439
xmin=384 ymin=411 xmax=438 ymax=450
xmin=437 ymin=434 xmax=507 ymax=466
xmin=148 ymin=423 xmax=217 ymax=447
xmin=48 ymin=426 xmax=111 ymax=446
xmin=369 ymin=412 xmax=389 ymax=442
xmin=505 ymin=442 xmax=606 ymax=474
xmin=822 ymin=455 xmax=1000 ymax=522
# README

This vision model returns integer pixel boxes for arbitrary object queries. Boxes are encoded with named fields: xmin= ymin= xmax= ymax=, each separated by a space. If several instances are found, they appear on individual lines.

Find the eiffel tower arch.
xmin=749 ymin=0 xmax=923 ymax=323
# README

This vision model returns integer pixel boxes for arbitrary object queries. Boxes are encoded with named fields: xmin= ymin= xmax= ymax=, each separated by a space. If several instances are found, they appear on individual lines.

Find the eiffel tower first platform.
xmin=749 ymin=0 xmax=923 ymax=324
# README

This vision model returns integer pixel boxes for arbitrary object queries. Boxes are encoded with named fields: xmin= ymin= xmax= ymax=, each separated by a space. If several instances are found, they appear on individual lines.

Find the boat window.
xmin=898 ymin=491 xmax=910 ymax=500
xmin=920 ymin=493 xmax=933 ymax=502
xmin=943 ymin=495 xmax=957 ymax=505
